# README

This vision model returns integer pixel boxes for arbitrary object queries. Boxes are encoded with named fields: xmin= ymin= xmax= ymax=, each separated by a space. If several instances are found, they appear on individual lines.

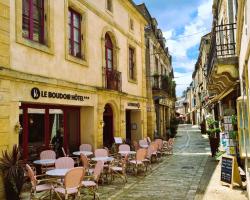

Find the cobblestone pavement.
xmin=107 ymin=124 xmax=210 ymax=200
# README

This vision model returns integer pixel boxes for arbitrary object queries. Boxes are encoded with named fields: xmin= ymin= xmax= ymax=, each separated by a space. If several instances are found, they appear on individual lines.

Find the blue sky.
xmin=134 ymin=0 xmax=213 ymax=96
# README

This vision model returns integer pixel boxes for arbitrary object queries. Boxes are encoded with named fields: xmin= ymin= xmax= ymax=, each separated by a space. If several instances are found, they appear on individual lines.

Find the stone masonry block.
xmin=0 ymin=3 xmax=9 ymax=18
xmin=0 ymin=17 xmax=9 ymax=32
xmin=0 ymin=117 xmax=9 ymax=133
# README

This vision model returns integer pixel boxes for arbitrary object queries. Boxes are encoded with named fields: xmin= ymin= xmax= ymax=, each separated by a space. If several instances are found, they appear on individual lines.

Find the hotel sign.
xmin=31 ymin=87 xmax=90 ymax=102
xmin=127 ymin=102 xmax=140 ymax=108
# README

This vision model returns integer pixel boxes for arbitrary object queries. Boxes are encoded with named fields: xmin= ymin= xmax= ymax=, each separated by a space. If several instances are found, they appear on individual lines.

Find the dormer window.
xmin=107 ymin=0 xmax=113 ymax=12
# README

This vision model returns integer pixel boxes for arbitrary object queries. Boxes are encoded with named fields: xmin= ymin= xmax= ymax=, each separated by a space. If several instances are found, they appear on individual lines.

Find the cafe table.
xmin=118 ymin=151 xmax=136 ymax=156
xmin=91 ymin=156 xmax=114 ymax=162
xmin=72 ymin=151 xmax=93 ymax=156
xmin=46 ymin=168 xmax=70 ymax=177
xmin=140 ymin=144 xmax=149 ymax=148
xmin=33 ymin=159 xmax=56 ymax=165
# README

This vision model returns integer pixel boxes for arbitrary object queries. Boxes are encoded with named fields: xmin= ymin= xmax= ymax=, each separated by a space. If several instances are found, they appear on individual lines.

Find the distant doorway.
xmin=103 ymin=104 xmax=114 ymax=148
xmin=126 ymin=110 xmax=131 ymax=144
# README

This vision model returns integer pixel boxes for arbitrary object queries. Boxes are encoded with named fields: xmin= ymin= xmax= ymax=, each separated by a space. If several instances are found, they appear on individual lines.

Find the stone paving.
xmin=107 ymin=124 xmax=210 ymax=200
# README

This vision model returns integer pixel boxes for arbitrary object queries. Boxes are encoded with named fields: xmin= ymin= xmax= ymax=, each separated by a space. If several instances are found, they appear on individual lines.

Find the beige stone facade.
xmin=0 ymin=0 xmax=148 ymax=197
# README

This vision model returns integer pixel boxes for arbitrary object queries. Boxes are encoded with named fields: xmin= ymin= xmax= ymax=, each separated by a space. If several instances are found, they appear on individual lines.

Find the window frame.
xmin=128 ymin=45 xmax=137 ymax=82
xmin=105 ymin=34 xmax=114 ymax=70
xmin=22 ymin=0 xmax=45 ymax=44
xmin=106 ymin=0 xmax=113 ymax=13
xmin=68 ymin=8 xmax=82 ymax=59
xmin=65 ymin=0 xmax=88 ymax=66
xmin=16 ymin=0 xmax=54 ymax=54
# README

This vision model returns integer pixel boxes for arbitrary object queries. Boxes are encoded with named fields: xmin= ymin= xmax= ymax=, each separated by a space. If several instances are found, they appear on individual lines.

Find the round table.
xmin=91 ymin=156 xmax=114 ymax=162
xmin=33 ymin=159 xmax=56 ymax=165
xmin=72 ymin=151 xmax=93 ymax=156
xmin=140 ymin=144 xmax=149 ymax=148
xmin=46 ymin=168 xmax=70 ymax=177
xmin=118 ymin=151 xmax=136 ymax=155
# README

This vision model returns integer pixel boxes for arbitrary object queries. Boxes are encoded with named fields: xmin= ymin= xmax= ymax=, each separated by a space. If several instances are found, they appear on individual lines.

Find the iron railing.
xmin=103 ymin=67 xmax=122 ymax=92
xmin=152 ymin=75 xmax=171 ymax=94
xmin=207 ymin=23 xmax=236 ymax=75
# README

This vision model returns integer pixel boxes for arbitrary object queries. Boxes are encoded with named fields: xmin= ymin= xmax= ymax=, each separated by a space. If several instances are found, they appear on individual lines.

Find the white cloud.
xmin=174 ymin=72 xmax=193 ymax=96
xmin=163 ymin=0 xmax=213 ymax=96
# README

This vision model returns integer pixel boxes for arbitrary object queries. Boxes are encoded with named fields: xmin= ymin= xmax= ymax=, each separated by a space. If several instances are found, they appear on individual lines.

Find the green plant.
xmin=0 ymin=145 xmax=25 ymax=200
xmin=206 ymin=117 xmax=220 ymax=137
xmin=231 ymin=115 xmax=237 ymax=125
xmin=229 ymin=130 xmax=237 ymax=139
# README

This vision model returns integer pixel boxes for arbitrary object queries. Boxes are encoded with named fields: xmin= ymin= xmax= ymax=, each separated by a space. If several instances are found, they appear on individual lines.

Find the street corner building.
xmin=0 ymin=0 xmax=168 ymax=197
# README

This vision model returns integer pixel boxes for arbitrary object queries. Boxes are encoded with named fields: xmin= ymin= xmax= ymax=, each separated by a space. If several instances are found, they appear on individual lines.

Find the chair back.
xmin=64 ymin=167 xmax=85 ymax=188
xmin=155 ymin=139 xmax=163 ymax=150
xmin=133 ymin=141 xmax=139 ymax=151
xmin=151 ymin=142 xmax=159 ymax=151
xmin=136 ymin=148 xmax=147 ymax=161
xmin=26 ymin=164 xmax=37 ymax=187
xmin=40 ymin=150 xmax=56 ymax=160
xmin=94 ymin=149 xmax=108 ymax=157
xmin=119 ymin=144 xmax=130 ymax=152
xmin=93 ymin=161 xmax=104 ymax=182
xmin=147 ymin=145 xmax=154 ymax=159
xmin=139 ymin=139 xmax=148 ymax=147
xmin=80 ymin=153 xmax=89 ymax=170
xmin=55 ymin=157 xmax=74 ymax=169
xmin=79 ymin=144 xmax=92 ymax=152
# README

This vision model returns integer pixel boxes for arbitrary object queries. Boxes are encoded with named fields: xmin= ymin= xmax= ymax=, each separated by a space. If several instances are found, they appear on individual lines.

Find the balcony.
xmin=206 ymin=23 xmax=239 ymax=96
xmin=152 ymin=75 xmax=173 ymax=98
xmin=103 ymin=67 xmax=122 ymax=92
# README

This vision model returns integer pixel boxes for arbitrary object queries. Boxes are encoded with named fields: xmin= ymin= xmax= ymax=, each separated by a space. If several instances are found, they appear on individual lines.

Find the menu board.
xmin=221 ymin=156 xmax=233 ymax=184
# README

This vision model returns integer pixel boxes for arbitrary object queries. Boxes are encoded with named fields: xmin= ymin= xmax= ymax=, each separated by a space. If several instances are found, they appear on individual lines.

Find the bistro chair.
xmin=61 ymin=147 xmax=79 ymax=165
xmin=129 ymin=148 xmax=147 ymax=175
xmin=55 ymin=157 xmax=74 ymax=169
xmin=80 ymin=153 xmax=94 ymax=175
xmin=163 ymin=138 xmax=174 ymax=155
xmin=40 ymin=150 xmax=56 ymax=173
xmin=26 ymin=164 xmax=53 ymax=199
xmin=53 ymin=167 xmax=85 ymax=200
xmin=118 ymin=144 xmax=130 ymax=152
xmin=81 ymin=160 xmax=104 ymax=200
xmin=79 ymin=144 xmax=92 ymax=152
xmin=94 ymin=149 xmax=108 ymax=157
xmin=109 ymin=154 xmax=128 ymax=183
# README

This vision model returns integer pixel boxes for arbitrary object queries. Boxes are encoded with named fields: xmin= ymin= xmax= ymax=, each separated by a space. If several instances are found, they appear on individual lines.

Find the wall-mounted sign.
xmin=127 ymin=102 xmax=140 ymax=108
xmin=31 ymin=87 xmax=90 ymax=102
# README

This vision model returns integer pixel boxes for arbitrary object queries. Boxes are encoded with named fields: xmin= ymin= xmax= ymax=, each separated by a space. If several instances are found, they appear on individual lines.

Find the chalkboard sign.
xmin=221 ymin=156 xmax=233 ymax=184
xmin=220 ymin=155 xmax=242 ymax=188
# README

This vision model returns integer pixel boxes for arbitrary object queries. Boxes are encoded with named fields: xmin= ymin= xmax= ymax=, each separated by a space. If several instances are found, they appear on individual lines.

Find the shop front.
xmin=10 ymin=82 xmax=96 ymax=161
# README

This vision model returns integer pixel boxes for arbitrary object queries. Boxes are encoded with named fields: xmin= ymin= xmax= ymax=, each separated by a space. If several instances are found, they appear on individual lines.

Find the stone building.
xmin=0 ymin=0 xmax=148 ymax=196
xmin=137 ymin=3 xmax=176 ymax=139
xmin=236 ymin=0 xmax=250 ymax=195
xmin=191 ymin=33 xmax=210 ymax=125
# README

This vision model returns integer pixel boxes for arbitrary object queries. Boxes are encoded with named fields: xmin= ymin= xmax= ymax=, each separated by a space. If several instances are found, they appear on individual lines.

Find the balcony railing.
xmin=103 ymin=67 xmax=122 ymax=92
xmin=207 ymin=23 xmax=236 ymax=75
xmin=152 ymin=75 xmax=171 ymax=94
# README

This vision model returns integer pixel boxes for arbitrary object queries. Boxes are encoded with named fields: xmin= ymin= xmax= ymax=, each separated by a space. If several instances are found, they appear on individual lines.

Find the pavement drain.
xmin=182 ymin=166 xmax=195 ymax=169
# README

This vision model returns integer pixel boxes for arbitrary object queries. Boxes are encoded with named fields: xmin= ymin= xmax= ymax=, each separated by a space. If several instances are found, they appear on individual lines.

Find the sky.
xmin=133 ymin=0 xmax=213 ymax=97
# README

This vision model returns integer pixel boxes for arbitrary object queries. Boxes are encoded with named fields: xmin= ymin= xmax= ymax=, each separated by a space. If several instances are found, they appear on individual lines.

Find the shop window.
xmin=68 ymin=8 xmax=82 ymax=58
xmin=22 ymin=0 xmax=45 ymax=44
xmin=106 ymin=0 xmax=113 ymax=12
xmin=129 ymin=46 xmax=136 ymax=81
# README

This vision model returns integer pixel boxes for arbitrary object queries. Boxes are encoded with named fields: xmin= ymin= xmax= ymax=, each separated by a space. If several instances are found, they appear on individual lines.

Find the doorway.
xmin=126 ymin=110 xmax=131 ymax=144
xmin=103 ymin=104 xmax=114 ymax=148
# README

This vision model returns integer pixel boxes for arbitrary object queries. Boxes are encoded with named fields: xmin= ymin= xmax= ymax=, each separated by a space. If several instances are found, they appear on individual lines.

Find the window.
xmin=129 ymin=18 xmax=134 ymax=31
xmin=68 ymin=9 xmax=82 ymax=58
xmin=105 ymin=34 xmax=113 ymax=70
xmin=129 ymin=47 xmax=136 ymax=80
xmin=107 ymin=0 xmax=113 ymax=12
xmin=22 ymin=0 xmax=45 ymax=44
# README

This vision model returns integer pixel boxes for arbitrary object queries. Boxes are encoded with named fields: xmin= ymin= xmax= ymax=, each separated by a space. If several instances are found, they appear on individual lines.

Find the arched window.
xmin=105 ymin=34 xmax=113 ymax=70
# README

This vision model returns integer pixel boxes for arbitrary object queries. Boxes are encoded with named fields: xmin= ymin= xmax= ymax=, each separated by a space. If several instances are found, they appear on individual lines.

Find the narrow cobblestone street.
xmin=102 ymin=124 xmax=211 ymax=200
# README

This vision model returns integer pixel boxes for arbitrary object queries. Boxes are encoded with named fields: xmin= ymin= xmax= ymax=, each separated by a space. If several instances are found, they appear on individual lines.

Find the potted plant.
xmin=206 ymin=117 xmax=220 ymax=157
xmin=0 ymin=145 xmax=25 ymax=200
